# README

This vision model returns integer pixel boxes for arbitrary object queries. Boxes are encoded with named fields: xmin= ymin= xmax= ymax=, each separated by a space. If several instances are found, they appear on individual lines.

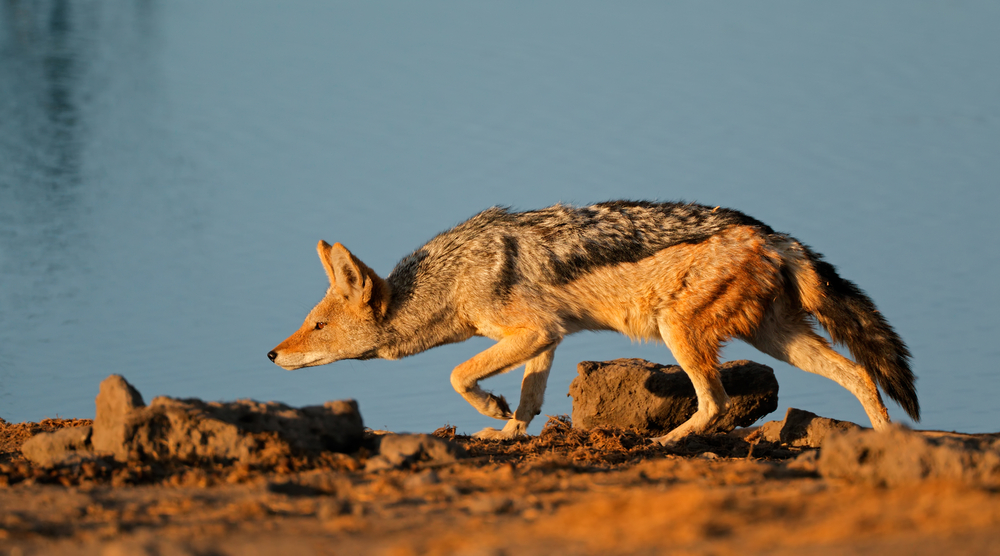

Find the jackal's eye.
xmin=314 ymin=322 xmax=327 ymax=330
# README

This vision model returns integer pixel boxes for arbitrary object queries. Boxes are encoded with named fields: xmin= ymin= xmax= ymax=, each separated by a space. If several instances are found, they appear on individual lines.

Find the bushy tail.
xmin=789 ymin=244 xmax=919 ymax=420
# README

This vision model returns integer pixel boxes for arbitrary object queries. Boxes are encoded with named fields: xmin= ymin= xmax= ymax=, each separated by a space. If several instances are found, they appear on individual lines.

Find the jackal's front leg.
xmin=449 ymin=330 xmax=557 ymax=430
xmin=474 ymin=345 xmax=557 ymax=440
xmin=650 ymin=326 xmax=731 ymax=446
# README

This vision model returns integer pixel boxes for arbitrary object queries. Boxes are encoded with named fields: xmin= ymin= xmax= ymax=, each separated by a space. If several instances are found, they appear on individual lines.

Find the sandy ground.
xmin=2 ymin=417 xmax=1000 ymax=556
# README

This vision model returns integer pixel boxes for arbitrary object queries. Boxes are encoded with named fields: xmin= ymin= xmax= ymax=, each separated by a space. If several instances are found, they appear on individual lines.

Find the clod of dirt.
xmin=365 ymin=433 xmax=467 ymax=471
xmin=20 ymin=425 xmax=94 ymax=467
xmin=569 ymin=359 xmax=778 ymax=435
xmin=22 ymin=374 xmax=364 ymax=466
xmin=756 ymin=407 xmax=862 ymax=448
xmin=0 ymin=417 xmax=93 ymax=464
xmin=818 ymin=425 xmax=1000 ymax=486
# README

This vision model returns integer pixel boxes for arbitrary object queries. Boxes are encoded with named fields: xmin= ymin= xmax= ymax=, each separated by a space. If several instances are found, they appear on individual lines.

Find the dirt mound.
xmin=819 ymin=425 xmax=1000 ymax=486
xmin=450 ymin=415 xmax=803 ymax=470
xmin=21 ymin=374 xmax=365 ymax=468
xmin=4 ymin=408 xmax=1000 ymax=556
xmin=1 ymin=413 xmax=802 ymax=491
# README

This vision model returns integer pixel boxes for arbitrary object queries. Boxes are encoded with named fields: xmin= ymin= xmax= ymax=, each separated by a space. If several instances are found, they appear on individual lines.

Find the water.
xmin=1 ymin=1 xmax=998 ymax=435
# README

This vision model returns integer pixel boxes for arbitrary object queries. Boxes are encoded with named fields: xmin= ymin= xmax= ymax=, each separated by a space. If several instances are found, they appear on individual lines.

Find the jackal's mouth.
xmin=267 ymin=354 xmax=306 ymax=371
xmin=267 ymin=352 xmax=346 ymax=371
xmin=268 ymin=350 xmax=335 ymax=370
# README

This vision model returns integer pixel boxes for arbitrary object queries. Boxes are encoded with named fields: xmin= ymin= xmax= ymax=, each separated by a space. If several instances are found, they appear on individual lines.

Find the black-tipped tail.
xmin=803 ymin=249 xmax=919 ymax=420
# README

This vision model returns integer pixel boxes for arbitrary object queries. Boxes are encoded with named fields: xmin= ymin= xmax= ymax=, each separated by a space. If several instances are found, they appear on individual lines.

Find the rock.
xmin=757 ymin=408 xmax=862 ymax=448
xmin=20 ymin=425 xmax=95 ymax=467
xmin=568 ymin=358 xmax=778 ymax=435
xmin=818 ymin=425 xmax=1000 ymax=486
xmin=365 ymin=433 xmax=466 ymax=472
xmin=91 ymin=375 xmax=146 ymax=454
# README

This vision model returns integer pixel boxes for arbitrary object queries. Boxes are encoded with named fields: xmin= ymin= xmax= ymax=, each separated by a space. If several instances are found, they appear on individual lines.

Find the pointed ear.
xmin=316 ymin=241 xmax=388 ymax=312
xmin=318 ymin=241 xmax=363 ymax=300
xmin=317 ymin=240 xmax=342 ymax=287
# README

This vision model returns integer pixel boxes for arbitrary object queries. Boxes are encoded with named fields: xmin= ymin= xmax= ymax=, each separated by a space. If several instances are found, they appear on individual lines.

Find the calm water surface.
xmin=1 ymin=1 xmax=998 ymax=434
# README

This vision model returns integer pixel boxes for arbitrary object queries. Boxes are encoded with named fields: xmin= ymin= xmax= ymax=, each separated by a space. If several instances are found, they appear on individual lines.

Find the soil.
xmin=2 ymin=416 xmax=999 ymax=555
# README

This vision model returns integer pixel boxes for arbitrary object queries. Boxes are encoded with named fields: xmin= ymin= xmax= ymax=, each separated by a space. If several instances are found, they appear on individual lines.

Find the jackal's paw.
xmin=473 ymin=418 xmax=528 ymax=441
xmin=650 ymin=435 xmax=682 ymax=448
xmin=473 ymin=426 xmax=525 ymax=441
xmin=483 ymin=393 xmax=513 ymax=420
xmin=650 ymin=428 xmax=691 ymax=448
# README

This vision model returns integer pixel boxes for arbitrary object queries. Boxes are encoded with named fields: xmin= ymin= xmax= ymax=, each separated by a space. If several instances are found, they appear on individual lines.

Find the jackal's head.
xmin=267 ymin=241 xmax=389 ymax=370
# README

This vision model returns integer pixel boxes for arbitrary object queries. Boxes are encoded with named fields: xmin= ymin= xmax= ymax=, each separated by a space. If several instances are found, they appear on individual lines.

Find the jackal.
xmin=268 ymin=201 xmax=918 ymax=443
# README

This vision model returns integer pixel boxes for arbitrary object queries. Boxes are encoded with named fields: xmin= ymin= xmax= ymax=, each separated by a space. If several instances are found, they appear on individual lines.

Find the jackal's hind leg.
xmin=748 ymin=308 xmax=891 ymax=430
xmin=450 ymin=329 xmax=557 ymax=424
xmin=474 ymin=345 xmax=557 ymax=440
xmin=650 ymin=328 xmax=730 ymax=446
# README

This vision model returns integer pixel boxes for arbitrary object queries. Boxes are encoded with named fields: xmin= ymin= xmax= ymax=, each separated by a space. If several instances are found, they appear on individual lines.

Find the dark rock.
xmin=818 ymin=425 xmax=1000 ymax=486
xmin=568 ymin=358 xmax=778 ymax=435
xmin=365 ymin=433 xmax=466 ymax=471
xmin=757 ymin=408 xmax=862 ymax=448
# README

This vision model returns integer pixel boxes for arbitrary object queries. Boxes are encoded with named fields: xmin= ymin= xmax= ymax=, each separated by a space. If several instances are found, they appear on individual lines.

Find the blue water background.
xmin=1 ymin=1 xmax=998 ymax=434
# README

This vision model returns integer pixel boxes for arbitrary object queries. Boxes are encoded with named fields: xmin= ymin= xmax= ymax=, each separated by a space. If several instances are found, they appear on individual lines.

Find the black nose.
xmin=267 ymin=350 xmax=278 ymax=362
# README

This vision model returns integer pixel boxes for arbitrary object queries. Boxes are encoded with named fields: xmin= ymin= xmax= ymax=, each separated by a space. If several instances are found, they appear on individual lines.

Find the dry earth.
xmin=2 ymin=416 xmax=1000 ymax=556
